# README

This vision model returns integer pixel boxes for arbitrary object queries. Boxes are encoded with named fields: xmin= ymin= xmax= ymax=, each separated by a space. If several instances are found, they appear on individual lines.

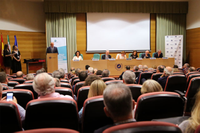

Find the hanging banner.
xmin=51 ymin=37 xmax=68 ymax=73
xmin=165 ymin=35 xmax=183 ymax=68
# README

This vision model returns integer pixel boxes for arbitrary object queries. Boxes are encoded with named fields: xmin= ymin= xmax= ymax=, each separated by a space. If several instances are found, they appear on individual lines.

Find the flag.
xmin=0 ymin=34 xmax=4 ymax=67
xmin=7 ymin=35 xmax=11 ymax=51
xmin=14 ymin=35 xmax=18 ymax=47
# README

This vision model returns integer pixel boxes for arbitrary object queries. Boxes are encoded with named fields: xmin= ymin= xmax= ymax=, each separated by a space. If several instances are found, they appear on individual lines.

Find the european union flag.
xmin=14 ymin=35 xmax=18 ymax=47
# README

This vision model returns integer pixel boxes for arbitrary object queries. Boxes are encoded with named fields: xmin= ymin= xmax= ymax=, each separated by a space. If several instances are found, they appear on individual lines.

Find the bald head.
xmin=106 ymin=50 xmax=109 ymax=55
xmin=164 ymin=66 xmax=173 ymax=76
xmin=145 ymin=50 xmax=149 ymax=54
xmin=158 ymin=50 xmax=162 ymax=54
xmin=50 ymin=42 xmax=54 ymax=48
xmin=16 ymin=71 xmax=23 ymax=78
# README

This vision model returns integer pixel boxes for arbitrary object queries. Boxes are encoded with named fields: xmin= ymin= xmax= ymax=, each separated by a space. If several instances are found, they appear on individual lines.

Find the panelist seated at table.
xmin=116 ymin=51 xmax=127 ymax=59
xmin=46 ymin=42 xmax=59 ymax=54
xmin=141 ymin=50 xmax=151 ymax=58
xmin=102 ymin=50 xmax=111 ymax=60
xmin=130 ymin=50 xmax=138 ymax=59
xmin=154 ymin=50 xmax=163 ymax=58
xmin=72 ymin=51 xmax=83 ymax=61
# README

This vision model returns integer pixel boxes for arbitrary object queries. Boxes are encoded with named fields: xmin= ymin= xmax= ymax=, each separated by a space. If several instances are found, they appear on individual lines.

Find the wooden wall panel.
xmin=186 ymin=27 xmax=200 ymax=68
xmin=76 ymin=13 xmax=156 ymax=61
xmin=0 ymin=30 xmax=46 ymax=74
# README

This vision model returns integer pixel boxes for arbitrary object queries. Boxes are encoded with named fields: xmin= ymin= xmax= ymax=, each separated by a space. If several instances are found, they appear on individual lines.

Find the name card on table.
xmin=136 ymin=58 xmax=143 ymax=60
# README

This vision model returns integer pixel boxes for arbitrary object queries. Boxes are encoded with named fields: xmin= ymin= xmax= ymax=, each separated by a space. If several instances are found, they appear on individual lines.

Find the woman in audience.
xmin=141 ymin=79 xmax=163 ymax=94
xmin=72 ymin=51 xmax=83 ymax=61
xmin=79 ymin=79 xmax=106 ymax=120
xmin=83 ymin=75 xmax=101 ymax=86
xmin=12 ymin=45 xmax=22 ymax=73
xmin=26 ymin=73 xmax=34 ymax=80
xmin=3 ymin=44 xmax=13 ymax=74
xmin=130 ymin=50 xmax=138 ymax=59
xmin=179 ymin=89 xmax=200 ymax=133
xmin=116 ymin=51 xmax=126 ymax=59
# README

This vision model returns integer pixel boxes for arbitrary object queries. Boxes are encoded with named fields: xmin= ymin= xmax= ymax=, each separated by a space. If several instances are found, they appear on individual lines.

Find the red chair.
xmin=2 ymin=85 xmax=9 ymax=90
xmin=105 ymin=80 xmax=123 ymax=85
xmin=185 ymin=71 xmax=200 ymax=79
xmin=2 ymin=89 xmax=34 ymax=109
xmin=0 ymin=101 xmax=22 ymax=132
xmin=60 ymin=83 xmax=72 ymax=89
xmin=60 ymin=79 xmax=69 ymax=83
xmin=25 ymin=98 xmax=79 ymax=130
xmin=135 ymin=92 xmax=184 ymax=121
xmin=103 ymin=121 xmax=182 ymax=133
xmin=72 ymin=79 xmax=80 ymax=86
xmin=8 ymin=81 xmax=19 ymax=87
xmin=101 ymin=77 xmax=115 ymax=82
xmin=195 ymin=124 xmax=200 ymax=133
xmin=24 ymin=80 xmax=33 ymax=84
xmin=151 ymin=73 xmax=163 ymax=81
xmin=9 ymin=78 xmax=26 ymax=84
xmin=55 ymin=87 xmax=74 ymax=98
xmin=126 ymin=84 xmax=142 ymax=101
xmin=82 ymin=96 xmax=113 ymax=133
xmin=138 ymin=72 xmax=153 ymax=85
xmin=74 ymin=81 xmax=85 ymax=95
xmin=186 ymin=74 xmax=200 ymax=89
xmin=77 ymin=86 xmax=90 ymax=111
xmin=172 ymin=72 xmax=184 ymax=75
xmin=15 ymin=128 xmax=79 ymax=133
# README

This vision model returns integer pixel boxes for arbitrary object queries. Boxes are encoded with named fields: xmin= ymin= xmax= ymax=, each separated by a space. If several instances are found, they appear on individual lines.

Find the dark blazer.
xmin=158 ymin=76 xmax=168 ymax=89
xmin=46 ymin=46 xmax=59 ymax=54
xmin=102 ymin=54 xmax=111 ymax=60
xmin=130 ymin=54 xmax=138 ymax=59
xmin=154 ymin=52 xmax=163 ymax=58
xmin=141 ymin=53 xmax=151 ymax=58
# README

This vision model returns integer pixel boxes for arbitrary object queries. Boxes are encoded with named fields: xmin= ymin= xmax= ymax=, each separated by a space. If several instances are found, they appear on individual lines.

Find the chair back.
xmin=101 ymin=77 xmax=115 ymax=82
xmin=186 ymin=74 xmax=200 ymax=90
xmin=14 ymin=83 xmax=38 ymax=99
xmin=60 ymin=79 xmax=69 ymax=83
xmin=60 ymin=83 xmax=72 ymax=89
xmin=25 ymin=98 xmax=79 ymax=130
xmin=77 ymin=86 xmax=90 ymax=111
xmin=2 ymin=85 xmax=9 ymax=90
xmin=151 ymin=73 xmax=163 ymax=81
xmin=15 ymin=128 xmax=79 ymax=133
xmin=9 ymin=78 xmax=26 ymax=84
xmin=101 ymin=54 xmax=105 ymax=59
xmin=74 ymin=81 xmax=85 ymax=95
xmin=24 ymin=80 xmax=33 ymax=84
xmin=139 ymin=53 xmax=143 ymax=58
xmin=105 ymin=80 xmax=123 ymax=85
xmin=0 ymin=101 xmax=22 ymax=132
xmin=73 ymin=79 xmax=80 ymax=86
xmin=93 ymin=54 xmax=100 ymax=60
xmin=2 ymin=89 xmax=34 ymax=109
xmin=185 ymin=71 xmax=200 ymax=78
xmin=82 ymin=96 xmax=113 ymax=133
xmin=103 ymin=121 xmax=182 ymax=133
xmin=164 ymin=75 xmax=186 ymax=92
xmin=172 ymin=72 xmax=184 ymax=75
xmin=128 ymin=53 xmax=132 ymax=58
xmin=138 ymin=72 xmax=153 ymax=84
xmin=8 ymin=81 xmax=19 ymax=87
xmin=126 ymin=84 xmax=142 ymax=101
xmin=55 ymin=87 xmax=74 ymax=98
xmin=135 ymin=92 xmax=184 ymax=121
xmin=134 ymin=71 xmax=141 ymax=78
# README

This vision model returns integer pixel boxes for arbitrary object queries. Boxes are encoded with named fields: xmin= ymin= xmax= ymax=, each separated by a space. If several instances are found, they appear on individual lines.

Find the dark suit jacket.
xmin=46 ymin=46 xmax=59 ymax=54
xmin=154 ymin=52 xmax=163 ymax=58
xmin=130 ymin=54 xmax=138 ymax=59
xmin=141 ymin=53 xmax=151 ymax=58
xmin=102 ymin=54 xmax=111 ymax=60
xmin=158 ymin=76 xmax=168 ymax=89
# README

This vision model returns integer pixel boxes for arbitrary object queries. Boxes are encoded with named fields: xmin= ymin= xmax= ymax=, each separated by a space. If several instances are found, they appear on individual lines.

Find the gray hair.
xmin=102 ymin=69 xmax=110 ymax=77
xmin=143 ymin=65 xmax=148 ymax=70
xmin=33 ymin=73 xmax=55 ymax=96
xmin=164 ymin=67 xmax=173 ymax=76
xmin=54 ymin=78 xmax=61 ymax=87
xmin=0 ymin=83 xmax=2 ymax=93
xmin=122 ymin=71 xmax=136 ymax=84
xmin=58 ymin=68 xmax=65 ymax=78
xmin=138 ymin=65 xmax=143 ymax=70
xmin=52 ymin=70 xmax=61 ymax=79
xmin=103 ymin=83 xmax=133 ymax=119
xmin=26 ymin=74 xmax=34 ymax=80
xmin=88 ymin=67 xmax=94 ymax=73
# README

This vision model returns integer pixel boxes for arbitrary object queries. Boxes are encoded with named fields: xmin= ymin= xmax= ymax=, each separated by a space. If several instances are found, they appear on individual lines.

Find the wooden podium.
xmin=47 ymin=53 xmax=58 ymax=73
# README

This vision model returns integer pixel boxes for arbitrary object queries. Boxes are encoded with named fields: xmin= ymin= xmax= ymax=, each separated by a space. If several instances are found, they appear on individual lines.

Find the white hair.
xmin=26 ymin=73 xmax=34 ymax=80
xmin=164 ymin=67 xmax=173 ymax=76
xmin=33 ymin=73 xmax=55 ymax=96
xmin=88 ymin=67 xmax=94 ymax=73
xmin=0 ymin=83 xmax=2 ymax=93
xmin=138 ymin=65 xmax=143 ymax=70
xmin=122 ymin=71 xmax=136 ymax=84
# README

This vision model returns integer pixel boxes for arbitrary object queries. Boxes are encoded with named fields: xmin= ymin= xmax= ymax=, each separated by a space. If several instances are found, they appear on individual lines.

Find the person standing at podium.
xmin=46 ymin=42 xmax=58 ymax=54
xmin=12 ymin=45 xmax=22 ymax=73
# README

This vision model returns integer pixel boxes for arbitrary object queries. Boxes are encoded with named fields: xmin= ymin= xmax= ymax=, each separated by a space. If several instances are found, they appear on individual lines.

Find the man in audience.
xmin=33 ymin=73 xmax=72 ymax=99
xmin=122 ymin=71 xmax=136 ymax=84
xmin=16 ymin=71 xmax=23 ymax=78
xmin=136 ymin=65 xmax=148 ymax=84
xmin=96 ymin=70 xmax=103 ymax=75
xmin=182 ymin=63 xmax=189 ymax=74
xmin=26 ymin=73 xmax=34 ymax=80
xmin=119 ymin=66 xmax=130 ymax=80
xmin=88 ymin=67 xmax=94 ymax=74
xmin=94 ymin=83 xmax=136 ymax=133
xmin=173 ymin=65 xmax=179 ymax=72
xmin=188 ymin=67 xmax=196 ymax=73
xmin=54 ymin=78 xmax=61 ymax=87
xmin=138 ymin=65 xmax=143 ymax=71
xmin=93 ymin=68 xmax=98 ymax=75
xmin=158 ymin=66 xmax=173 ymax=89
xmin=36 ymin=68 xmax=46 ymax=75
xmin=102 ymin=69 xmax=110 ymax=77
xmin=52 ymin=70 xmax=61 ymax=79
xmin=78 ymin=71 xmax=88 ymax=81
xmin=141 ymin=50 xmax=151 ymax=58
xmin=143 ymin=65 xmax=148 ymax=72
xmin=133 ymin=66 xmax=139 ymax=72
xmin=58 ymin=68 xmax=66 ymax=80
xmin=102 ymin=50 xmax=112 ymax=60
xmin=0 ymin=83 xmax=25 ymax=123
xmin=85 ymin=65 xmax=90 ymax=71
xmin=156 ymin=65 xmax=164 ymax=73
xmin=0 ymin=72 xmax=13 ymax=89
xmin=154 ymin=50 xmax=163 ymax=58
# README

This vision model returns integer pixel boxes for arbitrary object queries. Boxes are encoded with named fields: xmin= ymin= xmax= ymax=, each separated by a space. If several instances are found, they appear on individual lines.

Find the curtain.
xmin=46 ymin=13 xmax=76 ymax=72
xmin=156 ymin=14 xmax=186 ymax=62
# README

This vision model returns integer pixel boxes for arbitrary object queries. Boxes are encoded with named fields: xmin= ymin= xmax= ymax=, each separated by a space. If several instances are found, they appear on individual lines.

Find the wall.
xmin=76 ymin=13 xmax=156 ymax=60
xmin=186 ymin=0 xmax=200 ymax=68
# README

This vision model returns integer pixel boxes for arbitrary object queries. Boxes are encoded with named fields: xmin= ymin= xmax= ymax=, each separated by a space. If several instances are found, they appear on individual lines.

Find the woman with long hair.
xmin=12 ymin=45 xmax=22 ymax=73
xmin=3 ymin=44 xmax=14 ymax=74
xmin=130 ymin=50 xmax=138 ymax=59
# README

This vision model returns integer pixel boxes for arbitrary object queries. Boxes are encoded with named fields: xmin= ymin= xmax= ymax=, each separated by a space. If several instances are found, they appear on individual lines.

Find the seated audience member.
xmin=93 ymin=68 xmax=98 ymax=75
xmin=16 ymin=71 xmax=23 ymax=78
xmin=141 ymin=79 xmax=163 ymax=94
xmin=173 ymin=65 xmax=179 ymax=72
xmin=141 ymin=50 xmax=151 ymax=58
xmin=182 ymin=63 xmax=190 ymax=74
xmin=33 ymin=73 xmax=72 ymax=99
xmin=116 ymin=51 xmax=126 ymax=59
xmin=179 ymin=90 xmax=200 ymax=133
xmin=0 ymin=72 xmax=13 ymax=89
xmin=143 ymin=65 xmax=148 ymax=72
xmin=94 ymin=83 xmax=136 ymax=133
xmin=83 ymin=75 xmax=101 ymax=86
xmin=0 ymin=83 xmax=25 ymax=122
xmin=102 ymin=50 xmax=112 ymax=60
xmin=79 ymin=79 xmax=106 ymax=120
xmin=133 ymin=66 xmax=139 ymax=72
xmin=52 ymin=70 xmax=61 ymax=80
xmin=138 ymin=65 xmax=143 ymax=71
xmin=54 ymin=78 xmax=61 ymax=87
xmin=72 ymin=51 xmax=83 ymax=61
xmin=157 ymin=65 xmax=164 ymax=73
xmin=188 ymin=67 xmax=196 ymax=73
xmin=85 ymin=65 xmax=90 ymax=71
xmin=158 ymin=66 xmax=173 ymax=89
xmin=36 ymin=68 xmax=46 ymax=75
xmin=148 ymin=67 xmax=154 ymax=72
xmin=152 ymin=65 xmax=157 ymax=69
xmin=88 ymin=67 xmax=94 ymax=74
xmin=78 ymin=71 xmax=88 ymax=81
xmin=119 ymin=66 xmax=131 ymax=80
xmin=102 ymin=69 xmax=110 ymax=77
xmin=130 ymin=50 xmax=138 ymax=59
xmin=136 ymin=65 xmax=148 ymax=84
xmin=26 ymin=73 xmax=34 ymax=80
xmin=58 ymin=68 xmax=66 ymax=80
xmin=154 ymin=50 xmax=163 ymax=58
xmin=122 ymin=71 xmax=136 ymax=84
xmin=96 ymin=70 xmax=103 ymax=75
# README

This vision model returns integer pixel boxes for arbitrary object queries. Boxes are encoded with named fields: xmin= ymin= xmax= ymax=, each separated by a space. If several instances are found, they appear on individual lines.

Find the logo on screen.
xmin=115 ymin=64 xmax=123 ymax=71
